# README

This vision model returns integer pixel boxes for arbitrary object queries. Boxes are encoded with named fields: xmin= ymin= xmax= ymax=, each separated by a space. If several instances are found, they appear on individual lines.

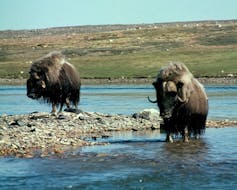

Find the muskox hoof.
xmin=195 ymin=134 xmax=200 ymax=140
xmin=183 ymin=136 xmax=189 ymax=142
xmin=50 ymin=111 xmax=58 ymax=116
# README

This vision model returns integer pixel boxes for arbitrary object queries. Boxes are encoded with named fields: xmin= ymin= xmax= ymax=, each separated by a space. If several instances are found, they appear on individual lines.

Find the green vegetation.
xmin=0 ymin=20 xmax=237 ymax=79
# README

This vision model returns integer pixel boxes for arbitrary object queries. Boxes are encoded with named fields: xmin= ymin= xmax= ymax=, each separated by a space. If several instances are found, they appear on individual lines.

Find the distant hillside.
xmin=0 ymin=20 xmax=236 ymax=79
xmin=0 ymin=20 xmax=236 ymax=38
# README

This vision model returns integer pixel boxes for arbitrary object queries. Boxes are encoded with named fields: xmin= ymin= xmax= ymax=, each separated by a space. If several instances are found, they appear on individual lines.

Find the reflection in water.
xmin=163 ymin=139 xmax=208 ymax=160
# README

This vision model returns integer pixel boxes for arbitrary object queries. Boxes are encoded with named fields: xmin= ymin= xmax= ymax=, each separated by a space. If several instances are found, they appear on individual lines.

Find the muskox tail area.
xmin=70 ymin=85 xmax=81 ymax=108
xmin=60 ymin=61 xmax=81 ymax=108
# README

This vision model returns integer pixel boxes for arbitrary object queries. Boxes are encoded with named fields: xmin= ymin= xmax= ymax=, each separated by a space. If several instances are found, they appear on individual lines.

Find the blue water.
xmin=0 ymin=85 xmax=237 ymax=120
xmin=0 ymin=128 xmax=236 ymax=189
xmin=0 ymin=84 xmax=237 ymax=189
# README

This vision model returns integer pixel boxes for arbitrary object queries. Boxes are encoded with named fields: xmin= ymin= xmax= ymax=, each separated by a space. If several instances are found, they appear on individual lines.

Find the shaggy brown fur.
xmin=27 ymin=51 xmax=81 ymax=113
xmin=149 ymin=62 xmax=208 ymax=142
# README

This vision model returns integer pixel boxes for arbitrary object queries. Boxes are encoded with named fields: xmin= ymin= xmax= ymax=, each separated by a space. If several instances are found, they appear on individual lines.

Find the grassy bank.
xmin=0 ymin=20 xmax=237 ymax=79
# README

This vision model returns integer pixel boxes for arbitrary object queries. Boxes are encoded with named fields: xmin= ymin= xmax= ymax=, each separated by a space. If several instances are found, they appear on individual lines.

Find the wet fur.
xmin=153 ymin=62 xmax=208 ymax=141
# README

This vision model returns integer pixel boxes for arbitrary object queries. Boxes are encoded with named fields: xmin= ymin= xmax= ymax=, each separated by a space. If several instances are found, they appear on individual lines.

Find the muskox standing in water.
xmin=148 ymin=62 xmax=208 ymax=142
xmin=27 ymin=51 xmax=81 ymax=114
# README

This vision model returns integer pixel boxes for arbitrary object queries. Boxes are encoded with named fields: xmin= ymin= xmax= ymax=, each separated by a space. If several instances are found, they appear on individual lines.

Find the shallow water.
xmin=0 ymin=84 xmax=237 ymax=120
xmin=0 ymin=128 xmax=236 ymax=189
xmin=0 ymin=84 xmax=237 ymax=189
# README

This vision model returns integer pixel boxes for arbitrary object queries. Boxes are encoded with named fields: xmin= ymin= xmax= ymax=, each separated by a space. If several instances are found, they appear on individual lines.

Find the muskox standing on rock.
xmin=27 ymin=51 xmax=81 ymax=114
xmin=148 ymin=62 xmax=208 ymax=142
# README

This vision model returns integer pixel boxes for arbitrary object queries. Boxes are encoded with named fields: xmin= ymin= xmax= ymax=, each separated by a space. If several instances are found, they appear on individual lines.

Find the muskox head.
xmin=27 ymin=71 xmax=46 ymax=99
xmin=148 ymin=62 xmax=194 ymax=119
xmin=26 ymin=56 xmax=51 ymax=100
xmin=151 ymin=80 xmax=180 ymax=119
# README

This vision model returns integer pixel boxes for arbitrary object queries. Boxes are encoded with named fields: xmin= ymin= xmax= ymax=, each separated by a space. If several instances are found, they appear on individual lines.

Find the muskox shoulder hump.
xmin=157 ymin=62 xmax=193 ymax=83
xmin=45 ymin=51 xmax=65 ymax=65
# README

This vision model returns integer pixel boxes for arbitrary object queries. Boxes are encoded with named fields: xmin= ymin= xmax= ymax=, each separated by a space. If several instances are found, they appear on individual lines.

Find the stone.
xmin=134 ymin=108 xmax=160 ymax=120
xmin=64 ymin=108 xmax=83 ymax=114
xmin=1 ymin=110 xmax=233 ymax=158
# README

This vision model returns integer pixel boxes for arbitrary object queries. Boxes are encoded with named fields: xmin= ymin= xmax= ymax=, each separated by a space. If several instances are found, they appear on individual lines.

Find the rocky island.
xmin=0 ymin=109 xmax=236 ymax=158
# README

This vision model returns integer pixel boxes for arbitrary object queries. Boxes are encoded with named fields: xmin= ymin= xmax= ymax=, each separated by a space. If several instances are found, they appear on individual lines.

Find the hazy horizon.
xmin=1 ymin=19 xmax=236 ymax=32
xmin=1 ymin=0 xmax=236 ymax=31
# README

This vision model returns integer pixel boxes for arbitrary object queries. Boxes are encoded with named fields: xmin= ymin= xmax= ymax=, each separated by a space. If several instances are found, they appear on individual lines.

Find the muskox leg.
xmin=195 ymin=134 xmax=200 ymax=139
xmin=74 ymin=102 xmax=78 ymax=110
xmin=182 ymin=126 xmax=189 ymax=142
xmin=59 ymin=101 xmax=66 ymax=113
xmin=58 ymin=98 xmax=70 ymax=113
xmin=59 ymin=104 xmax=63 ymax=113
xmin=166 ymin=133 xmax=174 ymax=143
xmin=51 ymin=103 xmax=57 ymax=114
xmin=164 ymin=124 xmax=173 ymax=143
xmin=65 ymin=98 xmax=70 ymax=109
xmin=166 ymin=128 xmax=174 ymax=143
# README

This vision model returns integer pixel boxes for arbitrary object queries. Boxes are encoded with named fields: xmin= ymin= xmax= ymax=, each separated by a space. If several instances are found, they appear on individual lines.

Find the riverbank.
xmin=0 ymin=109 xmax=236 ymax=158
xmin=1 ymin=21 xmax=237 ymax=80
xmin=0 ymin=77 xmax=236 ymax=85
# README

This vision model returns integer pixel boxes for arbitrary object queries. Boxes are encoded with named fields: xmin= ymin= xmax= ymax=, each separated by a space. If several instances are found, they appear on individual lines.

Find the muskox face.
xmin=153 ymin=80 xmax=181 ymax=119
xmin=27 ymin=72 xmax=46 ymax=99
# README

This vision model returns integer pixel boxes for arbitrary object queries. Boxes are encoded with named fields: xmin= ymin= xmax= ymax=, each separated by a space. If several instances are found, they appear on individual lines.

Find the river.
xmin=0 ymin=84 xmax=237 ymax=120
xmin=0 ymin=84 xmax=237 ymax=189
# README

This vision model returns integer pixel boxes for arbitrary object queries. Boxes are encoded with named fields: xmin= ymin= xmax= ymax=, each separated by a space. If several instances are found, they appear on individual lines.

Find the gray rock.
xmin=133 ymin=108 xmax=160 ymax=120
xmin=64 ymin=108 xmax=83 ymax=114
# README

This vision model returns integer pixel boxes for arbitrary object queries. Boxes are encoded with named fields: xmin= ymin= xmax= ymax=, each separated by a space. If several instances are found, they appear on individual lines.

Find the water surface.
xmin=0 ymin=128 xmax=236 ymax=189
xmin=0 ymin=85 xmax=237 ymax=120
xmin=0 ymin=84 xmax=237 ymax=189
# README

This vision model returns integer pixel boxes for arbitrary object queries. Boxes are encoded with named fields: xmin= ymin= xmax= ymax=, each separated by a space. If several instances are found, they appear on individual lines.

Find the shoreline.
xmin=0 ymin=110 xmax=236 ymax=158
xmin=0 ymin=77 xmax=236 ymax=85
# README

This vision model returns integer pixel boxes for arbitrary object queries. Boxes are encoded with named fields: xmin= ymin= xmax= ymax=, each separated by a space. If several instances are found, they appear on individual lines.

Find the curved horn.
xmin=177 ymin=96 xmax=186 ymax=103
xmin=177 ymin=83 xmax=191 ymax=103
xmin=147 ymin=96 xmax=157 ymax=103
xmin=41 ymin=80 xmax=46 ymax=89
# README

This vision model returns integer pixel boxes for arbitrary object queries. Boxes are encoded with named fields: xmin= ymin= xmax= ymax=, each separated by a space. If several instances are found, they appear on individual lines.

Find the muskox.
xmin=27 ymin=51 xmax=81 ymax=113
xmin=148 ymin=62 xmax=208 ymax=142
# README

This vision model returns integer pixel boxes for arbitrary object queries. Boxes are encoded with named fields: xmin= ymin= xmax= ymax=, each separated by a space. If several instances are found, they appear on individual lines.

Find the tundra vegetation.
xmin=0 ymin=20 xmax=236 ymax=80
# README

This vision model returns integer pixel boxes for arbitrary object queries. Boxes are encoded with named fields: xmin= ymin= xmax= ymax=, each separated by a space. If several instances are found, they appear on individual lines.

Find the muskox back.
xmin=27 ymin=51 xmax=81 ymax=113
xmin=149 ymin=62 xmax=208 ymax=142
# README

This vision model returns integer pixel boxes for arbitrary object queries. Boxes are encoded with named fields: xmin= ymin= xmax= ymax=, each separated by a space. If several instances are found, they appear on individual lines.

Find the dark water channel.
xmin=0 ymin=85 xmax=237 ymax=189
